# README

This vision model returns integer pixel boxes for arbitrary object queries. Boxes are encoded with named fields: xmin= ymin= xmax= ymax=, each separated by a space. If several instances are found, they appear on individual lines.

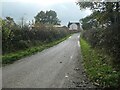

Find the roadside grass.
xmin=2 ymin=35 xmax=71 ymax=65
xmin=80 ymin=38 xmax=120 ymax=88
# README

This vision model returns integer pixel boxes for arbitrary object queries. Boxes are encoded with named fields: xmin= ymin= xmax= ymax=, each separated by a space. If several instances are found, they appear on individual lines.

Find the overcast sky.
xmin=1 ymin=0 xmax=92 ymax=26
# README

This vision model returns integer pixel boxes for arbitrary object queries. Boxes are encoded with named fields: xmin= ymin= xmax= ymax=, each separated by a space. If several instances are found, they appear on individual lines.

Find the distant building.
xmin=53 ymin=25 xmax=62 ymax=28
xmin=68 ymin=21 xmax=81 ymax=32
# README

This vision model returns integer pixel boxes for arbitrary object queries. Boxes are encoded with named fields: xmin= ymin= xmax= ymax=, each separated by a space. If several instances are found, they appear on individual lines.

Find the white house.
xmin=68 ymin=21 xmax=81 ymax=32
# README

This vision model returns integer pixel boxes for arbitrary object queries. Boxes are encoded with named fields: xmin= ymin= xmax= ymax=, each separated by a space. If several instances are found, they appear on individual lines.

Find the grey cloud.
xmin=2 ymin=2 xmax=92 ymax=25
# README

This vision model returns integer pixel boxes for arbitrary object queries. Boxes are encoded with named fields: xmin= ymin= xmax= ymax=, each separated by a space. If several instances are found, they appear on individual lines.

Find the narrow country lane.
xmin=2 ymin=33 xmax=95 ymax=88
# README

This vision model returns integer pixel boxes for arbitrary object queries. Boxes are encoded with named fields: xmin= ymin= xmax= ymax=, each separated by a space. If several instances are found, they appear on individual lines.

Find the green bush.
xmin=2 ymin=19 xmax=69 ymax=54
xmin=81 ymin=23 xmax=120 ymax=68
xmin=2 ymin=35 xmax=70 ymax=64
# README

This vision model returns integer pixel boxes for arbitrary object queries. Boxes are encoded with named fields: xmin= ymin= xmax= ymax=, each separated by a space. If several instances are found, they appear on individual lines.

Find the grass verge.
xmin=80 ymin=38 xmax=120 ymax=88
xmin=2 ymin=35 xmax=71 ymax=65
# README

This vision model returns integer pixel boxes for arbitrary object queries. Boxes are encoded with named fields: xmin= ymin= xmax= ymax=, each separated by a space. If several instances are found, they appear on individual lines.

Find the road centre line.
xmin=78 ymin=41 xmax=80 ymax=47
xmin=70 ymin=56 xmax=73 ymax=59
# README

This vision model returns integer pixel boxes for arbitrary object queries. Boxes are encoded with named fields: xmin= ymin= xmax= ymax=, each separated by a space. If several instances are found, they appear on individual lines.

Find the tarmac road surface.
xmin=2 ymin=33 xmax=95 ymax=88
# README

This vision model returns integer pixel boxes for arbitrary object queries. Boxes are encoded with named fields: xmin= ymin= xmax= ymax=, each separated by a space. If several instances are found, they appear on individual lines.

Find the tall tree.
xmin=34 ymin=11 xmax=46 ymax=24
xmin=77 ymin=1 xmax=120 ymax=25
xmin=34 ymin=10 xmax=60 ymax=25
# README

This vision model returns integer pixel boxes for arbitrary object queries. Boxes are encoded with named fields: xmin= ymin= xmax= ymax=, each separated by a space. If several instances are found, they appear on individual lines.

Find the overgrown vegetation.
xmin=2 ymin=35 xmax=70 ymax=64
xmin=80 ymin=38 xmax=120 ymax=88
xmin=81 ymin=24 xmax=120 ymax=69
xmin=2 ymin=10 xmax=70 ymax=64
xmin=77 ymin=1 xmax=120 ymax=69
xmin=2 ymin=10 xmax=69 ymax=54
xmin=77 ymin=1 xmax=120 ymax=88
